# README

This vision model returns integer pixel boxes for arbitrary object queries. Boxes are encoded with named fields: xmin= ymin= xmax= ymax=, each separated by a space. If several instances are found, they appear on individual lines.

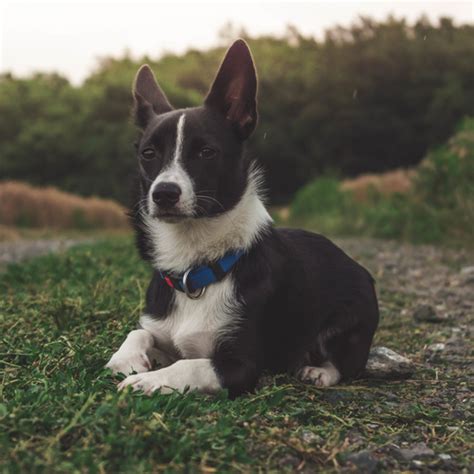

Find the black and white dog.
xmin=106 ymin=40 xmax=379 ymax=398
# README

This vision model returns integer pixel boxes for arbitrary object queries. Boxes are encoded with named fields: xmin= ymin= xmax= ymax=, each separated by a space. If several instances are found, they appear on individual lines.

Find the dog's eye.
xmin=141 ymin=148 xmax=156 ymax=160
xmin=198 ymin=147 xmax=217 ymax=160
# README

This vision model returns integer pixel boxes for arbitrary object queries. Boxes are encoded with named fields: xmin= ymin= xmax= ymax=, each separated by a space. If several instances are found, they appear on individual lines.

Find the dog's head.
xmin=133 ymin=39 xmax=257 ymax=222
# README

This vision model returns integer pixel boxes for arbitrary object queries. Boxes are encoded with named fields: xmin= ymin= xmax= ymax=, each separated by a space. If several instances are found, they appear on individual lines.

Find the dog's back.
xmin=226 ymin=227 xmax=379 ymax=380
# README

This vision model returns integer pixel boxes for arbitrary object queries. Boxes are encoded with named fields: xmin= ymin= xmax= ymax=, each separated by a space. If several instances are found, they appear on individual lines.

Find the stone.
xmin=364 ymin=346 xmax=415 ymax=379
xmin=300 ymin=430 xmax=322 ymax=445
xmin=394 ymin=442 xmax=435 ymax=461
xmin=460 ymin=265 xmax=474 ymax=275
xmin=413 ymin=304 xmax=446 ymax=323
xmin=427 ymin=342 xmax=446 ymax=352
xmin=278 ymin=454 xmax=301 ymax=469
xmin=345 ymin=451 xmax=378 ymax=473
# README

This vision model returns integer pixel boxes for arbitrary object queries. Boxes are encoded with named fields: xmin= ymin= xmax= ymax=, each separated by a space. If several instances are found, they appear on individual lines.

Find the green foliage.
xmin=416 ymin=117 xmax=474 ymax=207
xmin=291 ymin=177 xmax=350 ymax=217
xmin=1 ymin=239 xmax=471 ymax=471
xmin=289 ymin=116 xmax=474 ymax=245
xmin=361 ymin=196 xmax=443 ymax=243
xmin=2 ymin=17 xmax=474 ymax=203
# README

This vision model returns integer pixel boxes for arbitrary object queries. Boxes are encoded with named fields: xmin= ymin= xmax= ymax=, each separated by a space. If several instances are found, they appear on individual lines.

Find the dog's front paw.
xmin=117 ymin=370 xmax=173 ymax=395
xmin=106 ymin=350 xmax=152 ymax=376
xmin=298 ymin=363 xmax=341 ymax=387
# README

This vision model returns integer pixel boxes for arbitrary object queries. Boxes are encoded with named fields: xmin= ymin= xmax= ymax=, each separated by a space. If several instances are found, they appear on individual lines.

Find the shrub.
xmin=360 ymin=196 xmax=443 ymax=243
xmin=416 ymin=117 xmax=474 ymax=206
xmin=289 ymin=117 xmax=474 ymax=245
xmin=290 ymin=178 xmax=351 ymax=218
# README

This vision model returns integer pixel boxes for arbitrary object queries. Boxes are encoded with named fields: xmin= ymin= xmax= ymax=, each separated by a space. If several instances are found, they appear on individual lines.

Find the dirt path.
xmin=0 ymin=238 xmax=92 ymax=270
xmin=337 ymin=237 xmax=473 ymax=329
xmin=329 ymin=238 xmax=473 ymax=471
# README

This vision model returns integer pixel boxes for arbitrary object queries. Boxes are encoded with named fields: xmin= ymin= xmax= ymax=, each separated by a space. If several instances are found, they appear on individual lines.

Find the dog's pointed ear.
xmin=204 ymin=39 xmax=258 ymax=139
xmin=133 ymin=65 xmax=173 ymax=128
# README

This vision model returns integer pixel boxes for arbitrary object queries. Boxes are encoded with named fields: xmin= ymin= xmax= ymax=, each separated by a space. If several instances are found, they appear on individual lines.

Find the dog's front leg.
xmin=106 ymin=328 xmax=167 ymax=375
xmin=117 ymin=359 xmax=222 ymax=394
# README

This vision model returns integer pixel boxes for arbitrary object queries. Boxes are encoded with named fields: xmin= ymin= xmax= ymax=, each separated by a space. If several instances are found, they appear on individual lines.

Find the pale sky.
xmin=1 ymin=0 xmax=473 ymax=84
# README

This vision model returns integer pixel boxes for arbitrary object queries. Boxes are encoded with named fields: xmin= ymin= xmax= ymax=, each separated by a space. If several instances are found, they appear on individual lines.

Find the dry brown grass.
xmin=341 ymin=168 xmax=415 ymax=202
xmin=0 ymin=224 xmax=21 ymax=242
xmin=0 ymin=181 xmax=129 ymax=229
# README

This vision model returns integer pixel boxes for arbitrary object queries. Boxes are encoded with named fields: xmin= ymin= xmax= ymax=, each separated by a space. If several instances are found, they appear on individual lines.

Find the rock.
xmin=321 ymin=391 xmax=351 ymax=404
xmin=345 ymin=429 xmax=365 ymax=450
xmin=364 ymin=346 xmax=415 ymax=379
xmin=300 ymin=430 xmax=322 ymax=445
xmin=439 ymin=453 xmax=452 ymax=461
xmin=394 ymin=442 xmax=435 ymax=461
xmin=460 ymin=266 xmax=474 ymax=284
xmin=345 ymin=451 xmax=378 ymax=473
xmin=427 ymin=342 xmax=446 ymax=352
xmin=413 ymin=304 xmax=446 ymax=323
xmin=460 ymin=265 xmax=474 ymax=276
xmin=278 ymin=454 xmax=301 ymax=469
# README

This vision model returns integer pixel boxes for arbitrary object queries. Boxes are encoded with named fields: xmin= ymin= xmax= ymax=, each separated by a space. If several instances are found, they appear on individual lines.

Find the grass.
xmin=1 ymin=237 xmax=472 ymax=472
xmin=340 ymin=169 xmax=415 ymax=202
xmin=0 ymin=225 xmax=131 ymax=243
xmin=0 ymin=181 xmax=128 ymax=230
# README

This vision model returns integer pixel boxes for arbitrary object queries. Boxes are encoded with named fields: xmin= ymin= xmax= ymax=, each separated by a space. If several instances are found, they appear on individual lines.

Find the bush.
xmin=360 ymin=196 xmax=443 ymax=243
xmin=289 ymin=117 xmax=474 ymax=245
xmin=291 ymin=178 xmax=351 ymax=217
xmin=290 ymin=177 xmax=365 ymax=236
xmin=416 ymin=118 xmax=474 ymax=205
xmin=3 ymin=18 xmax=474 ymax=204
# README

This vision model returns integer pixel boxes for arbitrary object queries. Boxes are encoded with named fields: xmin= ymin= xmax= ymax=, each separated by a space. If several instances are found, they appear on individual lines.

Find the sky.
xmin=1 ymin=0 xmax=473 ymax=84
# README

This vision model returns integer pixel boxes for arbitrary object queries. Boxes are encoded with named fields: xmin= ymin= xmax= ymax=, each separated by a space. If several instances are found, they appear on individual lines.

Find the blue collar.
xmin=160 ymin=249 xmax=245 ymax=299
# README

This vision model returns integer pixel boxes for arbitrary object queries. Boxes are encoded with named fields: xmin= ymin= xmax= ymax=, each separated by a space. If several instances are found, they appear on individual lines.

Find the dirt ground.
xmin=332 ymin=238 xmax=473 ymax=471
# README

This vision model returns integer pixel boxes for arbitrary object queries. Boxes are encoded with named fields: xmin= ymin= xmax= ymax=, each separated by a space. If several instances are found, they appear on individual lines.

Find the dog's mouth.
xmin=147 ymin=201 xmax=211 ymax=222
xmin=152 ymin=209 xmax=191 ymax=223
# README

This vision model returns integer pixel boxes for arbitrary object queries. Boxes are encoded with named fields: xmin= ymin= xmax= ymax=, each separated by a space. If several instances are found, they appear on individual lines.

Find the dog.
xmin=106 ymin=39 xmax=379 ymax=398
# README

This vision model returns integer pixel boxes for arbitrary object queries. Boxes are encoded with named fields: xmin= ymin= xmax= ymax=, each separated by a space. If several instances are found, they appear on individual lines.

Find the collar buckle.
xmin=182 ymin=268 xmax=206 ymax=299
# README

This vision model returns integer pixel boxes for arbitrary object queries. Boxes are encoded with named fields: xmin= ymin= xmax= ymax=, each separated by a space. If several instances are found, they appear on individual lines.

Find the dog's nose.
xmin=152 ymin=182 xmax=182 ymax=207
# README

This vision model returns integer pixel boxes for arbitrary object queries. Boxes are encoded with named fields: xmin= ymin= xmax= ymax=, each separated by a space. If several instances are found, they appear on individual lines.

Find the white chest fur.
xmin=140 ymin=277 xmax=241 ymax=359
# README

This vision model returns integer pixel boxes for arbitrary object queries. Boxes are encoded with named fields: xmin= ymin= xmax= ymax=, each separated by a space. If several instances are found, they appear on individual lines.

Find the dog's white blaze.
xmin=173 ymin=113 xmax=186 ymax=162
xmin=118 ymin=359 xmax=222 ymax=394
xmin=144 ymin=168 xmax=272 ymax=273
xmin=139 ymin=275 xmax=240 ymax=359
xmin=148 ymin=113 xmax=195 ymax=215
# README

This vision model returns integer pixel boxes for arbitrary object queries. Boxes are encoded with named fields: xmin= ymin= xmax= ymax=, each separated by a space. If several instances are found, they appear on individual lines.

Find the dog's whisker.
xmin=132 ymin=197 xmax=150 ymax=212
xmin=195 ymin=195 xmax=226 ymax=211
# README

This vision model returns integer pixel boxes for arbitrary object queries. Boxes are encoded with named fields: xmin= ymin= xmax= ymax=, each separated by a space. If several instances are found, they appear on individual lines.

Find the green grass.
xmin=1 ymin=238 xmax=472 ymax=472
